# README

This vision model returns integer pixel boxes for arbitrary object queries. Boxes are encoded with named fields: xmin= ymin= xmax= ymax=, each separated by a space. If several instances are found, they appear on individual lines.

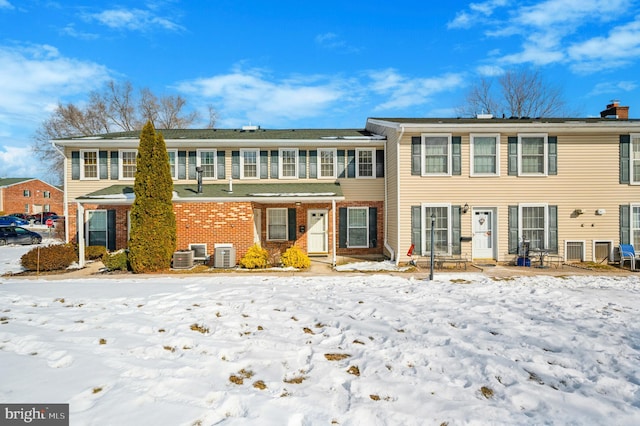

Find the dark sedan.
xmin=0 ymin=216 xmax=29 ymax=226
xmin=0 ymin=226 xmax=42 ymax=245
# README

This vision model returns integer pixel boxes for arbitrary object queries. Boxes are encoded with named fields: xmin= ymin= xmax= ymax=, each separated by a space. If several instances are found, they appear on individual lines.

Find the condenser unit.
xmin=214 ymin=244 xmax=236 ymax=268
xmin=172 ymin=250 xmax=194 ymax=269
xmin=189 ymin=243 xmax=208 ymax=261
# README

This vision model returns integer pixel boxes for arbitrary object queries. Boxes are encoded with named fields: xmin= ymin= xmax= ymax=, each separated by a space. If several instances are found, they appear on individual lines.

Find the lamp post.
xmin=195 ymin=166 xmax=203 ymax=194
xmin=429 ymin=213 xmax=435 ymax=280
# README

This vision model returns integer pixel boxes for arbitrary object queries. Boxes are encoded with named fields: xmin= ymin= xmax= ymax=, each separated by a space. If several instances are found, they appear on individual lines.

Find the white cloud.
xmin=0 ymin=0 xmax=13 ymax=10
xmin=588 ymin=80 xmax=639 ymax=97
xmin=0 ymin=44 xmax=110 ymax=123
xmin=0 ymin=145 xmax=34 ymax=179
xmin=448 ymin=0 xmax=508 ymax=29
xmin=476 ymin=65 xmax=504 ymax=77
xmin=88 ymin=7 xmax=183 ymax=32
xmin=568 ymin=16 xmax=640 ymax=72
xmin=315 ymin=32 xmax=360 ymax=53
xmin=366 ymin=69 xmax=465 ymax=110
xmin=177 ymin=69 xmax=346 ymax=127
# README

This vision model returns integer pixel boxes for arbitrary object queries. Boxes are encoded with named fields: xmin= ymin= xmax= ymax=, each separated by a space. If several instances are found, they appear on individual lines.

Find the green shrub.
xmin=85 ymin=245 xmax=108 ymax=260
xmin=103 ymin=250 xmax=130 ymax=271
xmin=281 ymin=246 xmax=311 ymax=269
xmin=20 ymin=244 xmax=78 ymax=272
xmin=239 ymin=244 xmax=269 ymax=269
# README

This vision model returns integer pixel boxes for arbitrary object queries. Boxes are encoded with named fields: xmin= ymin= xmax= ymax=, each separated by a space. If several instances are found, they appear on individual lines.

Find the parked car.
xmin=8 ymin=213 xmax=30 ymax=220
xmin=0 ymin=226 xmax=42 ymax=245
xmin=0 ymin=215 xmax=29 ymax=226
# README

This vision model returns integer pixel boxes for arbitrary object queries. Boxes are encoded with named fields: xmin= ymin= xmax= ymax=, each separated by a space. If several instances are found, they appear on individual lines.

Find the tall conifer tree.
xmin=128 ymin=121 xmax=176 ymax=272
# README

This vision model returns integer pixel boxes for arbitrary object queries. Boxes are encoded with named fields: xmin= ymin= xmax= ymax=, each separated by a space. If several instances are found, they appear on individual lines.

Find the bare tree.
xmin=206 ymin=104 xmax=218 ymax=129
xmin=458 ymin=69 xmax=566 ymax=118
xmin=31 ymin=80 xmax=211 ymax=185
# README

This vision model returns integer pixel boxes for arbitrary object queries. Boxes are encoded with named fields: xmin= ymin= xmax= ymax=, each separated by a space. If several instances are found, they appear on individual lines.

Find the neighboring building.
xmin=53 ymin=102 xmax=640 ymax=266
xmin=0 ymin=178 xmax=63 ymax=217
xmin=366 ymin=101 xmax=640 ymax=264
xmin=53 ymin=128 xmax=386 ymax=265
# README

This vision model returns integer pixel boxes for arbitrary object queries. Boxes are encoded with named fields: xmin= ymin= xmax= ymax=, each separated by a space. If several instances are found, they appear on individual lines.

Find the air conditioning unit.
xmin=189 ymin=243 xmax=208 ymax=261
xmin=214 ymin=245 xmax=236 ymax=268
xmin=172 ymin=250 xmax=194 ymax=269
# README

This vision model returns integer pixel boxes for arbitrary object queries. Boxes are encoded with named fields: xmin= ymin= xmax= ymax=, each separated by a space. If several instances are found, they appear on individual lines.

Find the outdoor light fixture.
xmin=462 ymin=203 xmax=470 ymax=214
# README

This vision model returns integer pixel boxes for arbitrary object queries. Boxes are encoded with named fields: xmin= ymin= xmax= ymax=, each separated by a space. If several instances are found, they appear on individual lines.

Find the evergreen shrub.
xmin=103 ymin=250 xmax=130 ymax=271
xmin=20 ymin=244 xmax=78 ymax=271
xmin=239 ymin=244 xmax=269 ymax=269
xmin=85 ymin=245 xmax=107 ymax=260
xmin=281 ymin=246 xmax=311 ymax=269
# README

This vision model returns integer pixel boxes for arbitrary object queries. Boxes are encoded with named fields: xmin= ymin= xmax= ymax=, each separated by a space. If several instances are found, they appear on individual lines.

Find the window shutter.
xmin=271 ymin=150 xmax=278 ymax=178
xmin=107 ymin=209 xmax=116 ymax=251
xmin=347 ymin=150 xmax=355 ymax=178
xmin=548 ymin=136 xmax=557 ymax=175
xmin=508 ymin=137 xmax=518 ymax=176
xmin=110 ymin=151 xmax=119 ymax=180
xmin=620 ymin=135 xmax=630 ymax=184
xmin=287 ymin=208 xmax=297 ymax=241
xmin=71 ymin=151 xmax=80 ymax=180
xmin=337 ymin=150 xmax=346 ymax=178
xmin=620 ymin=204 xmax=630 ymax=244
xmin=232 ymin=151 xmax=240 ymax=179
xmin=217 ymin=151 xmax=225 ymax=179
xmin=411 ymin=205 xmax=422 ymax=255
xmin=178 ymin=151 xmax=186 ymax=179
xmin=309 ymin=150 xmax=317 ymax=178
xmin=452 ymin=137 xmax=461 ymax=176
xmin=452 ymin=205 xmax=461 ymax=254
xmin=99 ymin=151 xmax=108 ymax=179
xmin=368 ymin=207 xmax=377 ymax=248
xmin=376 ymin=150 xmax=384 ymax=177
xmin=188 ymin=151 xmax=196 ymax=179
xmin=411 ymin=136 xmax=421 ymax=175
xmin=298 ymin=150 xmax=307 ymax=178
xmin=548 ymin=205 xmax=558 ymax=252
xmin=508 ymin=205 xmax=519 ymax=254
xmin=339 ymin=207 xmax=347 ymax=248
xmin=260 ymin=150 xmax=268 ymax=179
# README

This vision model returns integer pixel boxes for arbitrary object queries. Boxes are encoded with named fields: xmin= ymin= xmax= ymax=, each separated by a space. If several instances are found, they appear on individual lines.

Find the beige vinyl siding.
xmin=395 ymin=130 xmax=637 ymax=263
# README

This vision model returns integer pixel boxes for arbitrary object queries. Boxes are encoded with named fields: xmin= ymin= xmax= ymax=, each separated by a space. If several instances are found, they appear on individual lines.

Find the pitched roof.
xmin=60 ymin=128 xmax=381 ymax=141
xmin=0 ymin=178 xmax=35 ymax=187
xmin=77 ymin=182 xmax=344 ymax=202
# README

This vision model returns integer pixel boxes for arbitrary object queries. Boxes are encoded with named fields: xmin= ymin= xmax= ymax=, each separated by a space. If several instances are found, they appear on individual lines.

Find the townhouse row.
xmin=54 ymin=102 xmax=640 ymax=266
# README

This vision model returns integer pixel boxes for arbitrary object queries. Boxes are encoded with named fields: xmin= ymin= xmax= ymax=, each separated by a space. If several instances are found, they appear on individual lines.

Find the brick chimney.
xmin=600 ymin=100 xmax=629 ymax=119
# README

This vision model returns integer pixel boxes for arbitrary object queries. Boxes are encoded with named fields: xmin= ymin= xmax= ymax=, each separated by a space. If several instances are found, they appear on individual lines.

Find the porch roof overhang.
xmin=75 ymin=182 xmax=345 ymax=205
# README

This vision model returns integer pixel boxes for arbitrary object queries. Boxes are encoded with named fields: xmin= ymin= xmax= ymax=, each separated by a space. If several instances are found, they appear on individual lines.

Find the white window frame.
xmin=44 ymin=204 xmax=50 ymax=212
xmin=267 ymin=208 xmax=288 ymax=241
xmin=630 ymin=134 xmax=640 ymax=184
xmin=518 ymin=134 xmax=548 ymax=176
xmin=518 ymin=203 xmax=549 ymax=250
xmin=197 ymin=149 xmax=217 ymax=180
xmin=317 ymin=148 xmax=337 ymax=179
xmin=346 ymin=207 xmax=369 ymax=248
xmin=421 ymin=203 xmax=452 ymax=256
xmin=119 ymin=149 xmax=138 ymax=180
xmin=422 ymin=134 xmax=452 ymax=176
xmin=23 ymin=189 xmax=30 ymax=197
xmin=631 ymin=204 xmax=640 ymax=247
xmin=240 ymin=148 xmax=260 ymax=179
xmin=167 ymin=149 xmax=178 ymax=180
xmin=356 ymin=148 xmax=376 ymax=178
xmin=470 ymin=133 xmax=500 ymax=177
xmin=279 ymin=148 xmax=299 ymax=179
xmin=43 ymin=191 xmax=51 ymax=198
xmin=80 ymin=149 xmax=99 ymax=180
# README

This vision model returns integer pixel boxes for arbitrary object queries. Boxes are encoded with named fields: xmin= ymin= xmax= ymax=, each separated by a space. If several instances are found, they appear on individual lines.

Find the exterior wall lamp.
xmin=462 ymin=203 xmax=469 ymax=214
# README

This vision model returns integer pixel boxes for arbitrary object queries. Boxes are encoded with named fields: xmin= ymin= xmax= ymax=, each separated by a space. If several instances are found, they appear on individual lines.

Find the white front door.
xmin=473 ymin=209 xmax=494 ymax=259
xmin=307 ymin=209 xmax=328 ymax=254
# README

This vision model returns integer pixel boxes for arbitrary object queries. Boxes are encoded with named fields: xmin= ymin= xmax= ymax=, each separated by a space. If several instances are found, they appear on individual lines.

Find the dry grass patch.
xmin=92 ymin=387 xmax=103 ymax=394
xmin=253 ymin=380 xmax=267 ymax=390
xmin=98 ymin=338 xmax=107 ymax=345
xmin=229 ymin=368 xmax=254 ymax=385
xmin=347 ymin=366 xmax=360 ymax=376
xmin=190 ymin=323 xmax=209 ymax=334
xmin=325 ymin=353 xmax=351 ymax=361
xmin=303 ymin=327 xmax=315 ymax=335
xmin=480 ymin=386 xmax=494 ymax=398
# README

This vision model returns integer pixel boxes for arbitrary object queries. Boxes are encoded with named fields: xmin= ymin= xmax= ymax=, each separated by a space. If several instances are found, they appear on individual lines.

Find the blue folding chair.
xmin=619 ymin=244 xmax=639 ymax=271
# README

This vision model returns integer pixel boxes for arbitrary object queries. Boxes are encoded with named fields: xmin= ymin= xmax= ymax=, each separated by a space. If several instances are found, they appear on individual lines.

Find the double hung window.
xmin=81 ymin=150 xmax=99 ymax=179
xmin=422 ymin=135 xmax=451 ymax=175
xmin=267 ymin=208 xmax=288 ymax=240
xmin=631 ymin=135 xmax=640 ymax=183
xmin=471 ymin=134 xmax=499 ymax=176
xmin=347 ymin=207 xmax=369 ymax=247
xmin=120 ymin=150 xmax=137 ymax=179
xmin=356 ymin=149 xmax=375 ymax=178
xmin=241 ymin=149 xmax=259 ymax=179
xmin=279 ymin=148 xmax=298 ymax=178
xmin=518 ymin=135 xmax=547 ymax=175
xmin=318 ymin=148 xmax=336 ymax=178
xmin=197 ymin=150 xmax=217 ymax=179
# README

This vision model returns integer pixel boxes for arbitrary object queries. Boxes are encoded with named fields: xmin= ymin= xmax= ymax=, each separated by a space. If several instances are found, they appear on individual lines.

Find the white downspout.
xmin=51 ymin=141 xmax=69 ymax=243
xmin=384 ymin=126 xmax=404 ymax=265
xmin=382 ymin=136 xmax=395 ymax=262
xmin=77 ymin=202 xmax=85 ymax=268
xmin=332 ymin=199 xmax=337 ymax=267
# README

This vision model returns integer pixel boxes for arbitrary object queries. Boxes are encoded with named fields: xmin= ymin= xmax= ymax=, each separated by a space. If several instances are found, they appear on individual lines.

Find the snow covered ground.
xmin=1 ymin=243 xmax=640 ymax=425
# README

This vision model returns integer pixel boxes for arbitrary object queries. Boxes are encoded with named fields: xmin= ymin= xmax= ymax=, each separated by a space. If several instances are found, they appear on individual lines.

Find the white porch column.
xmin=77 ymin=202 xmax=85 ymax=268
xmin=332 ymin=199 xmax=337 ymax=267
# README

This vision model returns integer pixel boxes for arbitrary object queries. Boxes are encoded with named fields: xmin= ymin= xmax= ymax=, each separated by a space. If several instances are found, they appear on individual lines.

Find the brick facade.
xmin=0 ymin=179 xmax=63 ymax=216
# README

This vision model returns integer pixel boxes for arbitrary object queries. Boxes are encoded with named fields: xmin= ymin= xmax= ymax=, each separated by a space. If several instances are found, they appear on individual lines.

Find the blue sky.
xmin=1 ymin=0 xmax=639 ymax=183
